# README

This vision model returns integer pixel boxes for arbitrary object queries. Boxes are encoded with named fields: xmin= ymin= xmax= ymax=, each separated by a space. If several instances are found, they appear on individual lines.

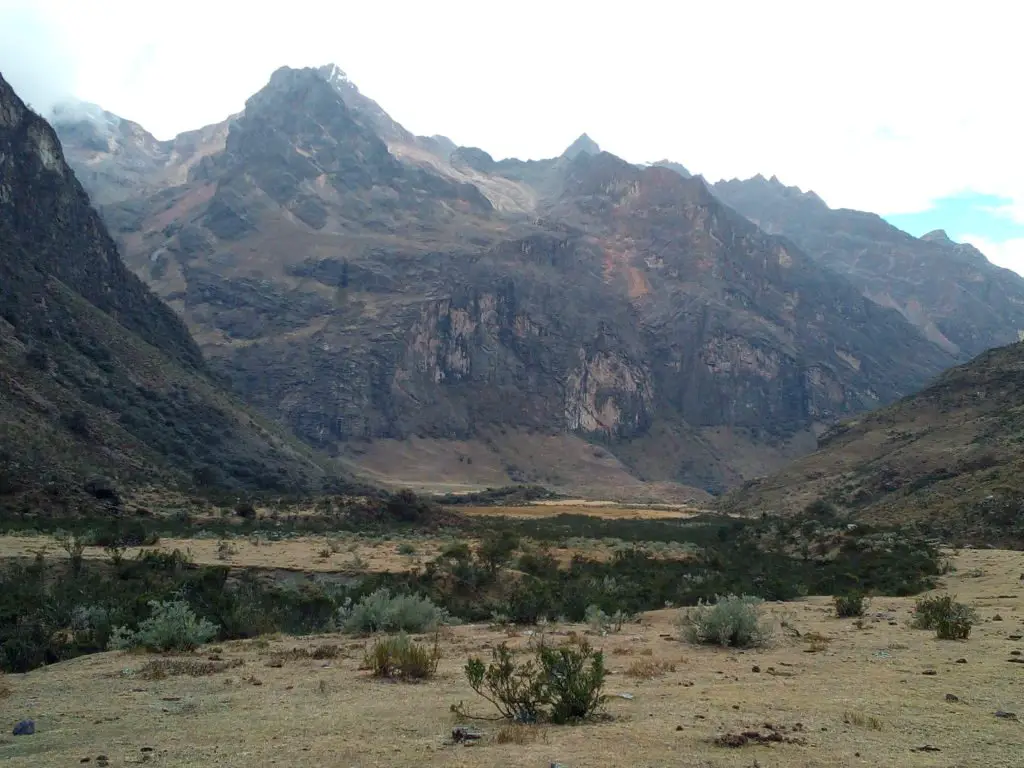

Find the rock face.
xmin=720 ymin=339 xmax=1024 ymax=542
xmin=52 ymin=65 xmax=960 ymax=494
xmin=713 ymin=174 xmax=1024 ymax=359
xmin=0 ymin=73 xmax=323 ymax=504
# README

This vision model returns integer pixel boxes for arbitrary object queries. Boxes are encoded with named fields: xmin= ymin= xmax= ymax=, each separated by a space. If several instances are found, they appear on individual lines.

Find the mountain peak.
xmin=562 ymin=133 xmax=601 ymax=159
xmin=921 ymin=229 xmax=954 ymax=244
xmin=652 ymin=159 xmax=692 ymax=179
xmin=316 ymin=63 xmax=351 ymax=89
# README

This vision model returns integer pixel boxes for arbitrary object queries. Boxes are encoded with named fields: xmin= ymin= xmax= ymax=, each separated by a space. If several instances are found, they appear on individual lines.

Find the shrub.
xmin=678 ymin=595 xmax=772 ymax=648
xmin=108 ymin=600 xmax=218 ymax=652
xmin=585 ymin=604 xmax=632 ymax=634
xmin=364 ymin=632 xmax=441 ymax=680
xmin=339 ymin=588 xmax=447 ymax=634
xmin=834 ymin=590 xmax=868 ymax=618
xmin=460 ymin=640 xmax=606 ymax=723
xmin=912 ymin=594 xmax=977 ymax=639
xmin=537 ymin=641 xmax=607 ymax=723
xmin=478 ymin=530 xmax=521 ymax=573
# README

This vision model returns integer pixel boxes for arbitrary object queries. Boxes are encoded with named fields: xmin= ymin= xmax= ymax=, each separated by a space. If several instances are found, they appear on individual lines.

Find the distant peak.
xmin=921 ymin=229 xmax=955 ymax=244
xmin=316 ymin=63 xmax=353 ymax=90
xmin=652 ymin=159 xmax=692 ymax=179
xmin=562 ymin=133 xmax=601 ymax=159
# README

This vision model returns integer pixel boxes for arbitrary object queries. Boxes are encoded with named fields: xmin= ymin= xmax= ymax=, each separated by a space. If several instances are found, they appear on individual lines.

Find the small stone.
xmin=855 ymin=752 xmax=860 ymax=757
xmin=732 ymin=705 xmax=740 ymax=710
xmin=751 ymin=665 xmax=761 ymax=673
xmin=676 ymin=725 xmax=683 ymax=731
xmin=1011 ymin=650 xmax=1021 ymax=656
xmin=945 ymin=694 xmax=959 ymax=703
xmin=922 ymin=669 xmax=937 ymax=676
xmin=1009 ymin=634 xmax=1023 ymax=640
xmin=955 ymin=658 xmax=967 ymax=664
xmin=994 ymin=615 xmax=1004 ymax=621
xmin=995 ymin=710 xmax=1018 ymax=720
xmin=12 ymin=720 xmax=34 ymax=736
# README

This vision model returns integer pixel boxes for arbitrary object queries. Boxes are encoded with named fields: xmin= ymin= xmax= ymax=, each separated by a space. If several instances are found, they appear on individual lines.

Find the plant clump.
xmin=339 ymin=588 xmax=448 ymax=634
xmin=677 ymin=595 xmax=772 ymax=648
xmin=363 ymin=632 xmax=441 ymax=680
xmin=108 ymin=599 xmax=218 ymax=652
xmin=912 ymin=595 xmax=977 ymax=640
xmin=459 ymin=640 xmax=607 ymax=724
xmin=833 ymin=590 xmax=868 ymax=618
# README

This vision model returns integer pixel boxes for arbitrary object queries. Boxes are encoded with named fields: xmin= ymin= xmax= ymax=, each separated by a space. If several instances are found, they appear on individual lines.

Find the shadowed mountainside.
xmin=0 ymin=72 xmax=328 ymax=511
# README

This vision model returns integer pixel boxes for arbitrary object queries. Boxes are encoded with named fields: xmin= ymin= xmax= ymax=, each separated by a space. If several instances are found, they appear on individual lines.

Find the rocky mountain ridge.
xmin=47 ymin=64 xmax=969 ymax=497
xmin=712 ymin=174 xmax=1024 ymax=360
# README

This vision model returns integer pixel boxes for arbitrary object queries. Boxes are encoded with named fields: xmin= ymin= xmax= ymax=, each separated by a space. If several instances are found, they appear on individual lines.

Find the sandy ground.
xmin=2 ymin=550 xmax=1023 ymax=767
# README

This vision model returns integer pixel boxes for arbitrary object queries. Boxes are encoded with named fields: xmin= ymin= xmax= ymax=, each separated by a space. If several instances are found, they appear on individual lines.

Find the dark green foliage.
xmin=478 ymin=530 xmax=520 ymax=573
xmin=438 ymin=485 xmax=558 ymax=506
xmin=912 ymin=595 xmax=977 ymax=639
xmin=461 ymin=640 xmax=606 ymax=723
xmin=386 ymin=489 xmax=435 ymax=522
xmin=834 ymin=590 xmax=868 ymax=618
xmin=537 ymin=642 xmax=607 ymax=723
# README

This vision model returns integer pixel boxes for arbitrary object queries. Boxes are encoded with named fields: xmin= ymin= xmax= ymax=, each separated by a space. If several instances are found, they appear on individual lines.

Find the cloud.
xmin=0 ymin=0 xmax=1020 ymax=251
xmin=0 ymin=2 xmax=77 ymax=115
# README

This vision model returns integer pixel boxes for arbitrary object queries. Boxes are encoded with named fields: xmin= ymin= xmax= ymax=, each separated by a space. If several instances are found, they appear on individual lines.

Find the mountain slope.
xmin=50 ymin=65 xmax=958 ymax=497
xmin=720 ymin=340 xmax=1024 ymax=539
xmin=0 ymin=72 xmax=326 ymax=509
xmin=713 ymin=174 xmax=1024 ymax=359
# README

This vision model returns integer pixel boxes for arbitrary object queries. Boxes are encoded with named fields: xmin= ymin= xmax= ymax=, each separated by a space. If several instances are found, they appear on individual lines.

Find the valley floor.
xmin=2 ymin=548 xmax=1022 ymax=767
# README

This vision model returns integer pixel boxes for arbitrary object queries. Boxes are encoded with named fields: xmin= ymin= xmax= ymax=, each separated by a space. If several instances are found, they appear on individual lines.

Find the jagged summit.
xmin=561 ymin=133 xmax=601 ymax=159
xmin=921 ymin=229 xmax=954 ymax=244
xmin=316 ymin=63 xmax=352 ymax=89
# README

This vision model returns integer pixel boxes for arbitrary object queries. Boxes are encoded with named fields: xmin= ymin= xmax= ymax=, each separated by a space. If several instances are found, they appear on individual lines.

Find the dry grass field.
xmin=1 ymin=547 xmax=1022 ymax=767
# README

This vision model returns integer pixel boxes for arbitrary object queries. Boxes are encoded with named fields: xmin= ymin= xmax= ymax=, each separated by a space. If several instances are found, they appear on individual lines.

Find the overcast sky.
xmin=2 ymin=0 xmax=1023 ymax=272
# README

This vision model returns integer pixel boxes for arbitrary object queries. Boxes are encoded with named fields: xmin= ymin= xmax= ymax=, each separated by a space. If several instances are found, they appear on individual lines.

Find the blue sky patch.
xmin=884 ymin=192 xmax=1024 ymax=242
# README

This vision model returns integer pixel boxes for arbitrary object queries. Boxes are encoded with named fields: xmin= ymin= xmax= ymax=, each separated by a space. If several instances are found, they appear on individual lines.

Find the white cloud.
xmin=0 ymin=0 xmax=1020 ymax=228
xmin=960 ymin=235 xmax=1024 ymax=276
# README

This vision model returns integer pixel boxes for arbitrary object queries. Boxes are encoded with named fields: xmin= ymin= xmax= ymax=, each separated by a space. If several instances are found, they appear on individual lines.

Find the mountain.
xmin=562 ymin=133 xmax=601 ymax=159
xmin=652 ymin=160 xmax=692 ymax=179
xmin=712 ymin=174 xmax=1024 ymax=359
xmin=0 ymin=72 xmax=326 ymax=512
xmin=719 ymin=340 xmax=1024 ymax=543
xmin=51 ymin=65 xmax=958 ymax=498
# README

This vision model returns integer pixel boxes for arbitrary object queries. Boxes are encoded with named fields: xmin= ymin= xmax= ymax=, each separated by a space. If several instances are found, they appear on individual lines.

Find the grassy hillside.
xmin=720 ymin=341 xmax=1024 ymax=544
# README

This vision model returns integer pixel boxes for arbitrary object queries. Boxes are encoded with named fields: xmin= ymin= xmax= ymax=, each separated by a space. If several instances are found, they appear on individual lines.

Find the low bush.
xmin=678 ymin=595 xmax=772 ymax=648
xmin=108 ymin=600 xmax=218 ymax=652
xmin=364 ymin=633 xmax=441 ymax=680
xmin=834 ymin=590 xmax=868 ymax=618
xmin=339 ymin=588 xmax=448 ymax=634
xmin=459 ymin=640 xmax=606 ymax=723
xmin=912 ymin=595 xmax=977 ymax=639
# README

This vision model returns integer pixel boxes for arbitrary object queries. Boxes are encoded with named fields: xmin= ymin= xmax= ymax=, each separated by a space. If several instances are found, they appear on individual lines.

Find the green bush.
xmin=678 ymin=595 xmax=772 ymax=648
xmin=912 ymin=595 xmax=977 ymax=639
xmin=364 ymin=633 xmax=441 ymax=680
xmin=834 ymin=590 xmax=868 ymax=618
xmin=537 ymin=641 xmax=607 ymax=724
xmin=339 ymin=588 xmax=447 ymax=634
xmin=460 ymin=640 xmax=606 ymax=723
xmin=108 ymin=600 xmax=218 ymax=652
